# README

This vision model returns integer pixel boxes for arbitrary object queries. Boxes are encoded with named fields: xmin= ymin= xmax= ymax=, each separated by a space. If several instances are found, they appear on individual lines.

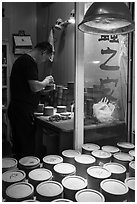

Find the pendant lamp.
xmin=78 ymin=2 xmax=134 ymax=35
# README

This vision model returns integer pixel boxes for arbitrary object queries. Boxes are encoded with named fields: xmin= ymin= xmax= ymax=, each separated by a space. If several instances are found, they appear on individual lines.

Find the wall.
xmin=37 ymin=2 xmax=75 ymax=85
xmin=2 ymin=2 xmax=37 ymax=69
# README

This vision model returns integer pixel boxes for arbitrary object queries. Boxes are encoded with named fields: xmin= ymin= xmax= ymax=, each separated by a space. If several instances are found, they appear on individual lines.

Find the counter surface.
xmin=36 ymin=115 xmax=125 ymax=132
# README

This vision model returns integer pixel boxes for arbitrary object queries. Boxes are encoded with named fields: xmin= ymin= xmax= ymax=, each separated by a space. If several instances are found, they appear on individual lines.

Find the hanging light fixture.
xmin=54 ymin=10 xmax=75 ymax=30
xmin=68 ymin=9 xmax=75 ymax=24
xmin=78 ymin=2 xmax=134 ymax=35
xmin=54 ymin=18 xmax=63 ymax=30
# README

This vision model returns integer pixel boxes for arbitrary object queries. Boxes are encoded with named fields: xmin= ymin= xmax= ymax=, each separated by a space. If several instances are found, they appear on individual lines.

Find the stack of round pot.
xmin=42 ymin=155 xmax=63 ymax=174
xmin=2 ymin=169 xmax=26 ymax=198
xmin=2 ymin=141 xmax=135 ymax=202
xmin=62 ymin=149 xmax=81 ymax=165
xmin=53 ymin=163 xmax=76 ymax=183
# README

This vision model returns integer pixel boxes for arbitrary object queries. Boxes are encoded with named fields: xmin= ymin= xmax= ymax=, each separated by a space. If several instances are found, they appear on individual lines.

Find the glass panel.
xmin=84 ymin=3 xmax=128 ymax=126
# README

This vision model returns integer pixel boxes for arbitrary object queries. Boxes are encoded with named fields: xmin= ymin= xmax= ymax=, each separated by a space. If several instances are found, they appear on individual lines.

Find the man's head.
xmin=34 ymin=41 xmax=53 ymax=63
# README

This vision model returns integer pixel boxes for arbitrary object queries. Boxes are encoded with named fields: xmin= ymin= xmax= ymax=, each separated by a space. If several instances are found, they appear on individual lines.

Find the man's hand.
xmin=43 ymin=75 xmax=54 ymax=86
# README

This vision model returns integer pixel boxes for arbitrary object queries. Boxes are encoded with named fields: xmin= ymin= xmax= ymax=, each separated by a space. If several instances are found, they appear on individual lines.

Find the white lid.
xmin=2 ymin=158 xmax=17 ymax=169
xmin=44 ymin=106 xmax=54 ymax=110
xmin=36 ymin=181 xmax=63 ymax=197
xmin=52 ymin=198 xmax=72 ymax=202
xmin=87 ymin=166 xmax=111 ymax=179
xmin=75 ymin=154 xmax=96 ymax=164
xmin=75 ymin=189 xmax=105 ymax=202
xmin=57 ymin=106 xmax=66 ymax=109
xmin=117 ymin=142 xmax=135 ymax=149
xmin=6 ymin=182 xmax=34 ymax=199
xmin=2 ymin=170 xmax=26 ymax=183
xmin=103 ymin=162 xmax=126 ymax=174
xmin=28 ymin=168 xmax=52 ymax=181
xmin=38 ymin=104 xmax=44 ymax=107
xmin=60 ymin=112 xmax=71 ymax=116
xmin=92 ymin=150 xmax=112 ymax=159
xmin=113 ymin=152 xmax=134 ymax=161
xmin=43 ymin=155 xmax=63 ymax=165
xmin=102 ymin=146 xmax=119 ymax=153
xmin=54 ymin=163 xmax=76 ymax=174
xmin=62 ymin=175 xmax=87 ymax=190
xmin=62 ymin=149 xmax=81 ymax=158
xmin=100 ymin=179 xmax=128 ymax=195
xmin=129 ymin=150 xmax=135 ymax=157
xmin=82 ymin=143 xmax=100 ymax=151
xmin=125 ymin=177 xmax=135 ymax=190
xmin=19 ymin=156 xmax=40 ymax=167
xmin=129 ymin=161 xmax=135 ymax=169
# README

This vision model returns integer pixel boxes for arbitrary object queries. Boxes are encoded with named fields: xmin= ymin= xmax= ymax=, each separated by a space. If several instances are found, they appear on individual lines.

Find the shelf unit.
xmin=2 ymin=41 xmax=10 ymax=142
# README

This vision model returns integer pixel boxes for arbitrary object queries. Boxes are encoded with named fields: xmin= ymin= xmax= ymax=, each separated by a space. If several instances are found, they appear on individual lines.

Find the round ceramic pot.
xmin=5 ymin=182 xmax=34 ymax=202
xmin=36 ymin=181 xmax=63 ymax=202
xmin=100 ymin=179 xmax=128 ymax=202
xmin=62 ymin=175 xmax=87 ymax=201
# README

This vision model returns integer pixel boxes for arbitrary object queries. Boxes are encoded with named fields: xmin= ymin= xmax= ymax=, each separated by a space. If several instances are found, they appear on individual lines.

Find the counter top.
xmin=36 ymin=115 xmax=74 ymax=132
xmin=36 ymin=115 xmax=125 ymax=133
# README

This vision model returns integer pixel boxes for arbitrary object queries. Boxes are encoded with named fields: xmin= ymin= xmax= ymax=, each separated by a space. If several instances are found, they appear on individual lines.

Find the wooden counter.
xmin=34 ymin=115 xmax=126 ymax=159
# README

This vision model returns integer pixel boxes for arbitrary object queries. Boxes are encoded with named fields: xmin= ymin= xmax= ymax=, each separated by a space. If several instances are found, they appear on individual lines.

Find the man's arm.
xmin=28 ymin=75 xmax=54 ymax=92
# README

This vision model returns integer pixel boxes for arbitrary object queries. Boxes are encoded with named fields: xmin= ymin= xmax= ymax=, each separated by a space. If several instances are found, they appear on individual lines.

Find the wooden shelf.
xmin=2 ymin=41 xmax=10 ymax=142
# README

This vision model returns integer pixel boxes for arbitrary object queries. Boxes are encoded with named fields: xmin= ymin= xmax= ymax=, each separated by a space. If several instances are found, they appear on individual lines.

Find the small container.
xmin=57 ymin=105 xmax=67 ymax=113
xmin=75 ymin=189 xmax=105 ymax=202
xmin=125 ymin=177 xmax=135 ymax=202
xmin=129 ymin=161 xmax=135 ymax=177
xmin=62 ymin=149 xmax=81 ymax=165
xmin=2 ymin=157 xmax=18 ymax=173
xmin=100 ymin=179 xmax=128 ymax=202
xmin=53 ymin=163 xmax=76 ymax=183
xmin=103 ymin=162 xmax=126 ymax=181
xmin=87 ymin=166 xmax=111 ymax=191
xmin=28 ymin=168 xmax=52 ymax=189
xmin=82 ymin=143 xmax=100 ymax=155
xmin=37 ymin=104 xmax=44 ymax=113
xmin=91 ymin=150 xmax=112 ymax=166
xmin=44 ymin=106 xmax=54 ymax=116
xmin=19 ymin=156 xmax=40 ymax=175
xmin=67 ymin=81 xmax=74 ymax=90
xmin=5 ymin=182 xmax=34 ymax=202
xmin=2 ymin=170 xmax=26 ymax=198
xmin=43 ymin=155 xmax=63 ymax=173
xmin=52 ymin=198 xmax=73 ymax=202
xmin=36 ymin=181 xmax=63 ymax=202
xmin=117 ymin=142 xmax=135 ymax=153
xmin=62 ymin=175 xmax=87 ymax=201
xmin=129 ymin=149 xmax=135 ymax=159
xmin=74 ymin=154 xmax=96 ymax=179
xmin=113 ymin=152 xmax=134 ymax=170
xmin=102 ymin=145 xmax=120 ymax=154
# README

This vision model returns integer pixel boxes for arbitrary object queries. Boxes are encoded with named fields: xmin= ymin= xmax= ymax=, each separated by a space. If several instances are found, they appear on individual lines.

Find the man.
xmin=8 ymin=41 xmax=54 ymax=160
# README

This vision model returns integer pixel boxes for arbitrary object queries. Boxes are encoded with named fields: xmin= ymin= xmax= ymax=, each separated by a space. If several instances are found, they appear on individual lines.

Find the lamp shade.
xmin=78 ymin=2 xmax=134 ymax=35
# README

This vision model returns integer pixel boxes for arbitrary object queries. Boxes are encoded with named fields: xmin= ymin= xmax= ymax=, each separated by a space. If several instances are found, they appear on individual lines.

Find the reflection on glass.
xmin=84 ymin=32 xmax=128 ymax=126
